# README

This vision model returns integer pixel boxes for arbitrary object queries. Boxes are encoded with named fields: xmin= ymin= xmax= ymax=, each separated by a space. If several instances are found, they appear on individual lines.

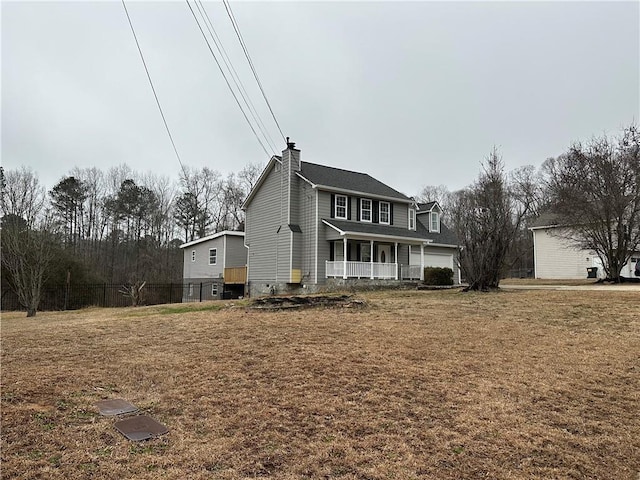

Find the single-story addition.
xmin=242 ymin=140 xmax=460 ymax=297
xmin=530 ymin=216 xmax=639 ymax=279
xmin=179 ymin=231 xmax=247 ymax=300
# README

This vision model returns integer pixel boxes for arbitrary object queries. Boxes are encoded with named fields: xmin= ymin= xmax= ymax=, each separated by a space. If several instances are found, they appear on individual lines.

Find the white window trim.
xmin=211 ymin=283 xmax=218 ymax=295
xmin=430 ymin=212 xmax=440 ymax=233
xmin=379 ymin=201 xmax=390 ymax=225
xmin=335 ymin=195 xmax=348 ymax=220
xmin=409 ymin=208 xmax=416 ymax=231
xmin=188 ymin=283 xmax=193 ymax=296
xmin=360 ymin=198 xmax=372 ymax=223
xmin=209 ymin=248 xmax=217 ymax=265
xmin=191 ymin=250 xmax=196 ymax=262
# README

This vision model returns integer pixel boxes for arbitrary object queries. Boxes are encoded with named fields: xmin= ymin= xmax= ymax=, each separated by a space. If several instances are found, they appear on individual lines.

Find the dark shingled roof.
xmin=323 ymin=218 xmax=458 ymax=246
xmin=323 ymin=219 xmax=428 ymax=240
xmin=417 ymin=201 xmax=437 ymax=211
xmin=299 ymin=161 xmax=411 ymax=201
xmin=415 ymin=218 xmax=458 ymax=246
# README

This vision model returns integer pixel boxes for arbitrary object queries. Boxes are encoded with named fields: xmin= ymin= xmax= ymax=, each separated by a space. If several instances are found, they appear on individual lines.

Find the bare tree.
xmin=0 ymin=166 xmax=46 ymax=228
xmin=450 ymin=148 xmax=535 ymax=291
xmin=544 ymin=124 xmax=640 ymax=280
xmin=1 ymin=213 xmax=57 ymax=317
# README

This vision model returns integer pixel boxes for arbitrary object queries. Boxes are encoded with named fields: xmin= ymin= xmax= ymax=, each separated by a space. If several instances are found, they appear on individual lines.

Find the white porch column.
xmin=370 ymin=240 xmax=374 ymax=279
xmin=343 ymin=237 xmax=348 ymax=279
xmin=420 ymin=243 xmax=425 ymax=281
xmin=394 ymin=242 xmax=398 ymax=280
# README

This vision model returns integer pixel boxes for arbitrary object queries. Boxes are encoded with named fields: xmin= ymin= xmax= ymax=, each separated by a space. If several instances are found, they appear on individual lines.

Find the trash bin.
xmin=587 ymin=267 xmax=598 ymax=278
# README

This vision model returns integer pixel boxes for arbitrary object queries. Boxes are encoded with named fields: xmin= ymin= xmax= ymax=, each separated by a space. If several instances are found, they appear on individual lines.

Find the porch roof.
xmin=322 ymin=219 xmax=430 ymax=243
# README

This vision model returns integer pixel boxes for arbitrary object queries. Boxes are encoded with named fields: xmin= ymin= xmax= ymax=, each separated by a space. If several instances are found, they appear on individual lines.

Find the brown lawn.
xmin=1 ymin=289 xmax=639 ymax=479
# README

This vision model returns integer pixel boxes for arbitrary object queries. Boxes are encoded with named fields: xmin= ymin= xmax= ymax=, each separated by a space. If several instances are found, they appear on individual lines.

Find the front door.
xmin=378 ymin=245 xmax=391 ymax=263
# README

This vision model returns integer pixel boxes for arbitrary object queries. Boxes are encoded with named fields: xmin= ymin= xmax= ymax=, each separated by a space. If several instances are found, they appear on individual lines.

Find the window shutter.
xmin=356 ymin=198 xmax=361 ymax=221
xmin=373 ymin=201 xmax=379 ymax=223
xmin=347 ymin=197 xmax=352 ymax=220
xmin=330 ymin=194 xmax=335 ymax=218
xmin=329 ymin=241 xmax=334 ymax=261
xmin=390 ymin=203 xmax=394 ymax=225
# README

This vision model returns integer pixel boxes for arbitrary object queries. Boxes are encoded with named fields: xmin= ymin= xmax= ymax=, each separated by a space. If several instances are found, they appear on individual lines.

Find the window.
xmin=430 ymin=212 xmax=440 ymax=232
xmin=209 ymin=248 xmax=217 ymax=265
xmin=408 ymin=208 xmax=416 ymax=230
xmin=191 ymin=250 xmax=196 ymax=262
xmin=360 ymin=199 xmax=372 ymax=222
xmin=379 ymin=202 xmax=390 ymax=224
xmin=360 ymin=243 xmax=371 ymax=262
xmin=188 ymin=283 xmax=193 ymax=297
xmin=335 ymin=195 xmax=347 ymax=219
xmin=211 ymin=284 xmax=218 ymax=296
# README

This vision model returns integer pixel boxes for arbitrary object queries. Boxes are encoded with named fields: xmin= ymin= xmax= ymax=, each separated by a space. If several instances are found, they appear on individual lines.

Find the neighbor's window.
xmin=430 ymin=212 xmax=440 ymax=232
xmin=188 ymin=283 xmax=193 ymax=296
xmin=408 ymin=208 xmax=416 ymax=230
xmin=335 ymin=195 xmax=347 ymax=219
xmin=379 ymin=202 xmax=390 ymax=224
xmin=211 ymin=284 xmax=218 ymax=295
xmin=361 ymin=199 xmax=372 ymax=222
xmin=191 ymin=250 xmax=196 ymax=262
xmin=209 ymin=248 xmax=217 ymax=265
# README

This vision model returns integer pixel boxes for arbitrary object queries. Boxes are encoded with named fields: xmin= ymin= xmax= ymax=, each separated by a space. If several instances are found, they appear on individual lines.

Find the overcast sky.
xmin=2 ymin=1 xmax=639 ymax=197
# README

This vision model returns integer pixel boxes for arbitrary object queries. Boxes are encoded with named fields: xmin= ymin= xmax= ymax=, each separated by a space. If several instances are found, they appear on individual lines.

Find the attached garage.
xmin=424 ymin=253 xmax=454 ymax=270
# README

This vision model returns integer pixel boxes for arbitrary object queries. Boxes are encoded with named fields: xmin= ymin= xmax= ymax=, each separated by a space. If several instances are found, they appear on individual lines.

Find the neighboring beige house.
xmin=179 ymin=231 xmax=247 ymax=300
xmin=530 ymin=216 xmax=639 ymax=279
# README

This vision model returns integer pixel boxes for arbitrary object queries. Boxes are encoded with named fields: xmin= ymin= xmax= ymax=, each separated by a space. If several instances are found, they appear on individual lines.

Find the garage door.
xmin=424 ymin=253 xmax=454 ymax=270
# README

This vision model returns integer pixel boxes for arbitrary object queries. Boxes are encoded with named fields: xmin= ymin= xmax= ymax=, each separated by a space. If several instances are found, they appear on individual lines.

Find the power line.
xmin=194 ymin=0 xmax=278 ymax=154
xmin=121 ymin=0 xmax=189 ymax=179
xmin=222 ymin=0 xmax=286 ymax=143
xmin=185 ymin=0 xmax=272 ymax=158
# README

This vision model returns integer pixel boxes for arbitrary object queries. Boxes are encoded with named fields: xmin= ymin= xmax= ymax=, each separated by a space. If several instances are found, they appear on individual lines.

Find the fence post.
xmin=199 ymin=282 xmax=203 ymax=302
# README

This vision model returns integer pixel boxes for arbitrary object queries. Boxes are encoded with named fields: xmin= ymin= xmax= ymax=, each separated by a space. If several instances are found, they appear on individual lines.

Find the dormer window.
xmin=335 ymin=195 xmax=347 ymax=219
xmin=360 ymin=199 xmax=372 ymax=222
xmin=409 ymin=208 xmax=416 ymax=231
xmin=430 ymin=212 xmax=440 ymax=233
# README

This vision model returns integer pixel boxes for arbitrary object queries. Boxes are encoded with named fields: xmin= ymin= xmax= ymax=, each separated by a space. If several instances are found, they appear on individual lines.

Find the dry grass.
xmin=1 ymin=290 xmax=639 ymax=479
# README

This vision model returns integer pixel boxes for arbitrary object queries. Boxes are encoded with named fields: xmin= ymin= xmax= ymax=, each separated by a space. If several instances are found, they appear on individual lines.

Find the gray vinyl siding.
xmin=397 ymin=244 xmax=410 ymax=266
xmin=182 ymin=237 xmax=225 ymax=280
xmin=245 ymin=164 xmax=281 ymax=282
xmin=224 ymin=236 xmax=247 ymax=268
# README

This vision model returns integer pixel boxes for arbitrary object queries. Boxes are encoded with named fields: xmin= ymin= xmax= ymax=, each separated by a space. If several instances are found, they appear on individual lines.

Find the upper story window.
xmin=430 ymin=212 xmax=440 ymax=232
xmin=360 ymin=199 xmax=372 ymax=222
xmin=335 ymin=195 xmax=347 ymax=219
xmin=209 ymin=248 xmax=217 ymax=265
xmin=191 ymin=250 xmax=196 ymax=262
xmin=408 ymin=208 xmax=416 ymax=231
xmin=379 ymin=202 xmax=390 ymax=224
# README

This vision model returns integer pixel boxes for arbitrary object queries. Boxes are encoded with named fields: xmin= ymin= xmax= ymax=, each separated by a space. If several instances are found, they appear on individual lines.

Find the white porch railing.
xmin=401 ymin=265 xmax=422 ymax=280
xmin=326 ymin=261 xmax=397 ymax=279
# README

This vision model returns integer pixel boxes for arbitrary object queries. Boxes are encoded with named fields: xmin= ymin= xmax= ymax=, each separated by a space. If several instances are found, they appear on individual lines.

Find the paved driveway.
xmin=500 ymin=283 xmax=640 ymax=291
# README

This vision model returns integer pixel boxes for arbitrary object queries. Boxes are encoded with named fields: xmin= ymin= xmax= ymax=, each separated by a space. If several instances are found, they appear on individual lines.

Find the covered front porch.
xmin=325 ymin=238 xmax=426 ymax=280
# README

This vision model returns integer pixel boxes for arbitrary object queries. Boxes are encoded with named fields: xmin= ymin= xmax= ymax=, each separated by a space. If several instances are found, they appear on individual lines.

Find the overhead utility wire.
xmin=222 ymin=0 xmax=286 ymax=143
xmin=121 ymin=0 xmax=188 ymax=178
xmin=186 ymin=0 xmax=271 ymax=158
xmin=194 ymin=0 xmax=278 ymax=154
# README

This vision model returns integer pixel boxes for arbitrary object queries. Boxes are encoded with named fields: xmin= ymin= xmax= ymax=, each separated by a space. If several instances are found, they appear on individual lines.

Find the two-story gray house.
xmin=179 ymin=231 xmax=247 ymax=300
xmin=242 ymin=140 xmax=459 ymax=297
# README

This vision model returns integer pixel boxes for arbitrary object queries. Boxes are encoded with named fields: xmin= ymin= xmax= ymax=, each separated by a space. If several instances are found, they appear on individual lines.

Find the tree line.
xmin=1 ymin=163 xmax=262 ymax=315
